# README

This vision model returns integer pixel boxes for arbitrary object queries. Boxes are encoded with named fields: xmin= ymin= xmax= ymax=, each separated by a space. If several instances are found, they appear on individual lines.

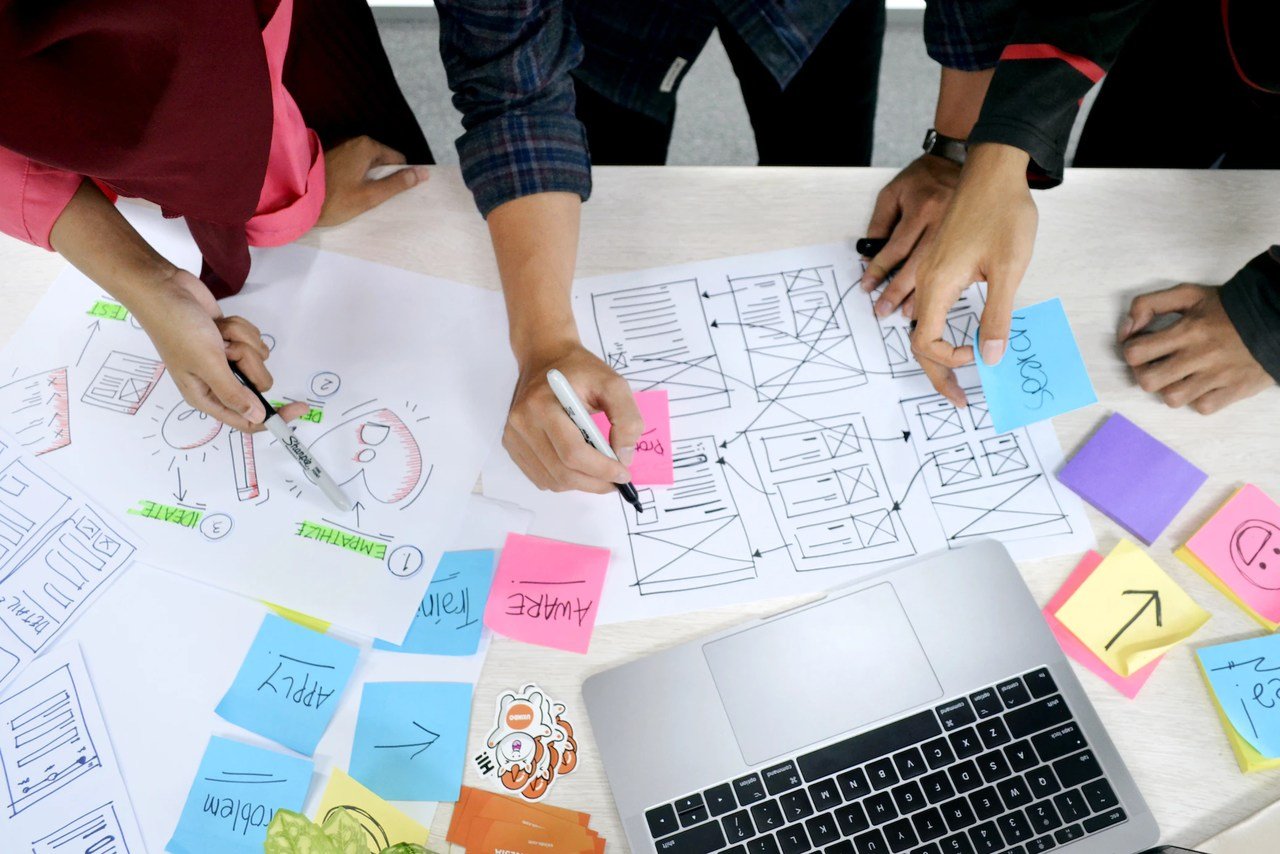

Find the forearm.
xmin=934 ymin=67 xmax=994 ymax=140
xmin=1221 ymin=246 xmax=1280 ymax=383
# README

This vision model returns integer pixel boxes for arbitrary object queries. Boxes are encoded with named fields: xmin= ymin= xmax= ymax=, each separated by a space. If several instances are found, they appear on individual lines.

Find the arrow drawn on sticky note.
xmin=1104 ymin=589 xmax=1163 ymax=651
xmin=375 ymin=721 xmax=440 ymax=760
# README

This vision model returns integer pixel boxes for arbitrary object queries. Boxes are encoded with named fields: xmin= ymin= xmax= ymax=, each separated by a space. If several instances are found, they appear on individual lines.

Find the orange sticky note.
xmin=483 ymin=533 xmax=610 ymax=653
xmin=591 ymin=389 xmax=673 ymax=485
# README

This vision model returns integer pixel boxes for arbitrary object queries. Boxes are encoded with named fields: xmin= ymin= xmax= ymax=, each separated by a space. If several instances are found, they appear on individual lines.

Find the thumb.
xmin=361 ymin=166 xmax=430 ymax=210
xmin=977 ymin=274 xmax=1018 ymax=367
xmin=594 ymin=377 xmax=644 ymax=467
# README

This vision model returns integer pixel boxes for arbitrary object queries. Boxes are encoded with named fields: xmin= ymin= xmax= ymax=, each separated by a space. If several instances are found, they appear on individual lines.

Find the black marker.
xmin=856 ymin=237 xmax=889 ymax=258
xmin=547 ymin=369 xmax=644 ymax=513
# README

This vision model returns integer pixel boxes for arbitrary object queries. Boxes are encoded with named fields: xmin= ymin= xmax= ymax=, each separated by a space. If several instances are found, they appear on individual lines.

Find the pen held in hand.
xmin=545 ymin=369 xmax=644 ymax=514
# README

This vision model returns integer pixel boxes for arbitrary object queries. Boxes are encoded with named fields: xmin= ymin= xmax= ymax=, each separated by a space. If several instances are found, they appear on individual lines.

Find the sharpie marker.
xmin=546 ymin=369 xmax=644 ymax=514
xmin=856 ymin=237 xmax=889 ymax=258
xmin=227 ymin=362 xmax=354 ymax=512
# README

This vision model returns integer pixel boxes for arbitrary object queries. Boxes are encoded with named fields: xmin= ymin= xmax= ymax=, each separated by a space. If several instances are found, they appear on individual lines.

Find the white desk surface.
xmin=3 ymin=167 xmax=1279 ymax=851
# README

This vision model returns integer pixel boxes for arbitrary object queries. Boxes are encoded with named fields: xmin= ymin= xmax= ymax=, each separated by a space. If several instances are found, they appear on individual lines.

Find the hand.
xmin=132 ymin=270 xmax=309 ymax=431
xmin=910 ymin=143 xmax=1037 ymax=406
xmin=316 ymin=135 xmax=429 ymax=227
xmin=860 ymin=154 xmax=962 ymax=319
xmin=503 ymin=341 xmax=643 ymax=493
xmin=1120 ymin=283 xmax=1274 ymax=414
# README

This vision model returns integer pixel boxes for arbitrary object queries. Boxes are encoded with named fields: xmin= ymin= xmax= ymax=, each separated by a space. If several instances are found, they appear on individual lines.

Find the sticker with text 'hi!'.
xmin=473 ymin=683 xmax=579 ymax=801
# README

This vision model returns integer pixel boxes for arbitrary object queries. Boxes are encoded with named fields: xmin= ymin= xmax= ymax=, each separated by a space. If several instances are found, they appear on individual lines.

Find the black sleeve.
xmin=1220 ymin=247 xmax=1280 ymax=384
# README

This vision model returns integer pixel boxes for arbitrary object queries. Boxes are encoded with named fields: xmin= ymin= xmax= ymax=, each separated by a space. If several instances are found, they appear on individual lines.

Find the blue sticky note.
xmin=348 ymin=681 xmax=473 ymax=802
xmin=974 ymin=297 xmax=1097 ymax=433
xmin=215 ymin=613 xmax=360 ymax=755
xmin=1198 ymin=634 xmax=1280 ymax=758
xmin=167 ymin=736 xmax=313 ymax=854
xmin=374 ymin=550 xmax=497 ymax=655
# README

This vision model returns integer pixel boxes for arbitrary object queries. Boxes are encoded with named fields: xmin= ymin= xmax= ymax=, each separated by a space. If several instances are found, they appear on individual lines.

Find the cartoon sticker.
xmin=472 ymin=684 xmax=578 ymax=801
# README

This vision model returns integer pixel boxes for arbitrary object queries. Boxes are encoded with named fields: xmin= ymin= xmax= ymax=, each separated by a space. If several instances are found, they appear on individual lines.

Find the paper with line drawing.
xmin=0 ymin=204 xmax=514 ymax=640
xmin=482 ymin=242 xmax=1094 ymax=623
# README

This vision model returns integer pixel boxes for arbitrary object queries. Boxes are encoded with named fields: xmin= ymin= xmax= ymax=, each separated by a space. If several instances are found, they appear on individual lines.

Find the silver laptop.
xmin=584 ymin=540 xmax=1160 ymax=854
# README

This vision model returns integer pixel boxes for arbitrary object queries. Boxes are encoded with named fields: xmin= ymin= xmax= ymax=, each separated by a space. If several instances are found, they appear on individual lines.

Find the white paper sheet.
xmin=481 ymin=242 xmax=1095 ymax=623
xmin=0 ymin=205 xmax=515 ymax=640
xmin=57 ymin=495 xmax=530 ymax=850
xmin=0 ymin=643 xmax=146 ymax=852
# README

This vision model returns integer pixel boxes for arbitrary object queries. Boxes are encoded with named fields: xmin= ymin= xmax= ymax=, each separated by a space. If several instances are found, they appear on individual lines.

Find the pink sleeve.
xmin=0 ymin=147 xmax=83 ymax=250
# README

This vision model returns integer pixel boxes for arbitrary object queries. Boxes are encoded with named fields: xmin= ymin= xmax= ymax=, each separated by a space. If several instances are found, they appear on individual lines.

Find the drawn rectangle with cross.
xmin=875 ymin=283 xmax=985 ymax=378
xmin=80 ymin=351 xmax=164 ymax=415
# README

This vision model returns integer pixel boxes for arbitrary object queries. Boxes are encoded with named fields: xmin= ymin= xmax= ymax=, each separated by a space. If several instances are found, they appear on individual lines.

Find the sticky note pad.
xmin=315 ymin=768 xmax=429 ymax=846
xmin=349 ymin=681 xmax=473 ymax=802
xmin=374 ymin=550 xmax=498 ymax=655
xmin=1044 ymin=550 xmax=1163 ymax=698
xmin=167 ymin=736 xmax=314 ymax=854
xmin=1055 ymin=539 xmax=1209 ymax=677
xmin=215 ymin=613 xmax=360 ymax=755
xmin=591 ymin=389 xmax=673 ymax=485
xmin=1057 ymin=413 xmax=1207 ymax=543
xmin=264 ymin=601 xmax=332 ymax=634
xmin=974 ymin=297 xmax=1097 ymax=433
xmin=1198 ymin=634 xmax=1280 ymax=773
xmin=483 ymin=533 xmax=610 ymax=654
xmin=1178 ymin=485 xmax=1280 ymax=630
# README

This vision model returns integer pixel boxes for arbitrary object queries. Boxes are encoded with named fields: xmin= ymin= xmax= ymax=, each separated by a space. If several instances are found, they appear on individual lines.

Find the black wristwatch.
xmin=922 ymin=128 xmax=967 ymax=166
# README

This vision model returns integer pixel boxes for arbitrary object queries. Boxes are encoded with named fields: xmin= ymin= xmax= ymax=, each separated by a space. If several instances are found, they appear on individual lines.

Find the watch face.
xmin=922 ymin=128 xmax=939 ymax=150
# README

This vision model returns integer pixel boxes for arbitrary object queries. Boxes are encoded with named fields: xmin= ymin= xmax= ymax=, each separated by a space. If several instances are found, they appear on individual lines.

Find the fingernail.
xmin=903 ymin=302 xmax=915 ymax=320
xmin=980 ymin=338 xmax=1006 ymax=366
xmin=619 ymin=447 xmax=635 ymax=467
xmin=1118 ymin=318 xmax=1133 ymax=341
xmin=860 ymin=274 xmax=878 ymax=292
xmin=874 ymin=298 xmax=892 ymax=317
xmin=412 ymin=165 xmax=430 ymax=183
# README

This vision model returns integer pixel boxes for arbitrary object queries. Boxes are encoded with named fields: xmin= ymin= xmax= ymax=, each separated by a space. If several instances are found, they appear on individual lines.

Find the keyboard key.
xmin=868 ymin=758 xmax=900 ymax=790
xmin=1026 ymin=836 xmax=1056 ymax=852
xmin=1053 ymin=790 xmax=1089 ymax=823
xmin=949 ymin=760 xmax=983 ymax=793
xmin=1081 ymin=779 xmax=1119 ymax=812
xmin=883 ymin=818 xmax=918 ymax=852
xmin=1026 ymin=769 xmax=1061 ymax=800
xmin=706 ymin=783 xmax=737 ymax=817
xmin=939 ymin=833 xmax=975 ymax=854
xmin=969 ymin=787 xmax=1002 ymax=821
xmin=826 ymin=843 xmax=855 ymax=854
xmin=748 ymin=835 xmax=782 ymax=854
xmin=1004 ymin=846 xmax=1025 ymax=854
xmin=920 ymin=771 xmax=955 ymax=804
xmin=1053 ymin=824 xmax=1084 ymax=845
xmin=976 ymin=719 xmax=1012 ymax=750
xmin=912 ymin=807 xmax=947 ymax=842
xmin=680 ymin=805 xmax=710 ymax=826
xmin=1030 ymin=724 xmax=1087 ymax=763
xmin=1053 ymin=751 xmax=1103 ymax=788
xmin=806 ymin=813 xmax=842 ymax=847
xmin=1004 ymin=741 xmax=1038 ymax=773
xmin=1006 ymin=696 xmax=1071 ymax=740
xmin=977 ymin=751 xmax=1012 ymax=783
xmin=677 ymin=794 xmax=706 ymax=813
xmin=949 ymin=729 xmax=983 ymax=760
xmin=940 ymin=797 xmax=976 ymax=831
xmin=737 ymin=774 xmax=769 ymax=805
xmin=914 ymin=845 xmax=942 ymax=854
xmin=853 ymin=828 xmax=889 ymax=854
xmin=1024 ymin=668 xmax=1057 ymax=699
xmin=753 ymin=800 xmax=785 ymax=833
xmin=799 ymin=711 xmax=943 ymax=782
xmin=996 ymin=812 xmax=1032 ymax=844
xmin=781 ymin=789 xmax=815 ymax=823
xmin=1025 ymin=801 xmax=1063 ymax=834
xmin=765 ymin=762 xmax=804 ymax=795
xmin=1082 ymin=808 xmax=1126 ymax=834
xmin=648 ymin=804 xmax=680 ymax=838
xmin=776 ymin=825 xmax=811 ymax=854
xmin=968 ymin=688 xmax=1003 ymax=719
xmin=809 ymin=778 xmax=841 ymax=811
xmin=867 ymin=792 xmax=898 ymax=824
xmin=895 ymin=747 xmax=928 ymax=780
xmin=996 ymin=678 xmax=1032 ymax=709
xmin=726 ymin=847 xmax=747 ymax=854
xmin=657 ymin=821 xmax=727 ymax=854
xmin=724 ymin=811 xmax=755 ymax=844
xmin=967 ymin=821 xmax=1003 ymax=853
xmin=997 ymin=777 xmax=1032 ymax=809
xmin=892 ymin=781 xmax=926 ymax=814
xmin=838 ymin=768 xmax=871 ymax=801
xmin=836 ymin=802 xmax=871 ymax=837
xmin=936 ymin=699 xmax=977 ymax=731
xmin=922 ymin=737 xmax=956 ymax=769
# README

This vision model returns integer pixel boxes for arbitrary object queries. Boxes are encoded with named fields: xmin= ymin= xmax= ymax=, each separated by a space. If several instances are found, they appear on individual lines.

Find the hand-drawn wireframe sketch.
xmin=590 ymin=279 xmax=732 ymax=416
xmin=622 ymin=436 xmax=756 ymax=595
xmin=309 ymin=402 xmax=430 ymax=507
xmin=0 ymin=458 xmax=72 ymax=563
xmin=875 ymin=283 xmax=985 ymax=378
xmin=901 ymin=388 xmax=1074 ymax=544
xmin=727 ymin=266 xmax=869 ymax=402
xmin=30 ymin=801 xmax=131 ymax=854
xmin=80 ymin=352 xmax=164 ymax=415
xmin=0 ymin=369 xmax=70 ymax=456
xmin=744 ymin=416 xmax=916 ymax=570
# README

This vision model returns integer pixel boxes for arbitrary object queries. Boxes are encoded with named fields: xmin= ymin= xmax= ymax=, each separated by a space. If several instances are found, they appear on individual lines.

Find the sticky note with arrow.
xmin=1055 ymin=540 xmax=1210 ymax=678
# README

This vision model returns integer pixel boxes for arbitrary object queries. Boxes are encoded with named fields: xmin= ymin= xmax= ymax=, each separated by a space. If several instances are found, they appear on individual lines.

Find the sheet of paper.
xmin=167 ymin=735 xmax=314 ymax=853
xmin=973 ymin=297 xmax=1097 ymax=433
xmin=216 ymin=613 xmax=360 ymax=755
xmin=266 ymin=601 xmax=333 ymax=633
xmin=1180 ymin=484 xmax=1280 ymax=629
xmin=1058 ymin=412 xmax=1206 ymax=544
xmin=590 ymin=389 xmax=674 ymax=485
xmin=480 ymin=243 xmax=1094 ymax=624
xmin=0 ymin=644 xmax=145 ymax=854
xmin=1055 ymin=540 xmax=1209 ymax=677
xmin=483 ymin=533 xmax=610 ymax=653
xmin=315 ymin=768 xmax=429 ymax=849
xmin=1044 ymin=550 xmax=1162 ymax=698
xmin=1198 ymin=634 xmax=1280 ymax=760
xmin=374 ymin=549 xmax=498 ymax=655
xmin=0 ymin=431 xmax=138 ymax=694
xmin=0 ymin=203 xmax=515 ymax=640
xmin=349 ymin=681 xmax=473 ymax=802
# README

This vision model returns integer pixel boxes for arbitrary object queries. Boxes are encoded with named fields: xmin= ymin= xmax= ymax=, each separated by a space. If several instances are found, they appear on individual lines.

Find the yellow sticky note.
xmin=1176 ymin=544 xmax=1280 ymax=632
xmin=1197 ymin=660 xmax=1280 ymax=774
xmin=264 ymin=601 xmax=332 ymax=634
xmin=315 ymin=768 xmax=429 ymax=851
xmin=1055 ymin=540 xmax=1210 ymax=677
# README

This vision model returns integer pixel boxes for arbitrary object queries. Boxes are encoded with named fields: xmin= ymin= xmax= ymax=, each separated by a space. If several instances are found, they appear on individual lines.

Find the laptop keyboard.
xmin=647 ymin=668 xmax=1129 ymax=854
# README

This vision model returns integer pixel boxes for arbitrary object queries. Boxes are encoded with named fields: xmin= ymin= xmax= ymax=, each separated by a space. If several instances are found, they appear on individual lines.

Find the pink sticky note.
xmin=590 ymin=390 xmax=673 ymax=486
xmin=483 ymin=533 xmax=610 ymax=654
xmin=1044 ymin=550 xmax=1162 ymax=699
xmin=1185 ymin=484 xmax=1280 ymax=624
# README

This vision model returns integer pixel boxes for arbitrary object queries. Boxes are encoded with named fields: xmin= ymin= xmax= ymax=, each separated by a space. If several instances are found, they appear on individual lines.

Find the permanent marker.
xmin=546 ymin=369 xmax=644 ymax=514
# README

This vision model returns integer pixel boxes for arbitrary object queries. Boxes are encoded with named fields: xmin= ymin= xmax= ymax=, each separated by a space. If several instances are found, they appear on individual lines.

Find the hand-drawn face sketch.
xmin=1232 ymin=519 xmax=1280 ymax=589
xmin=309 ymin=404 xmax=428 ymax=508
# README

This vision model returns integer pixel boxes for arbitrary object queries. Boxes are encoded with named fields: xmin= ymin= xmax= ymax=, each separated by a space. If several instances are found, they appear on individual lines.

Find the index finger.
xmin=543 ymin=405 xmax=631 ymax=484
xmin=911 ymin=295 xmax=972 ymax=407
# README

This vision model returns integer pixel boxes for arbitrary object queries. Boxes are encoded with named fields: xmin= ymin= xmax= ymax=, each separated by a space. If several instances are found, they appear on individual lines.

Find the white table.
xmin=5 ymin=167 xmax=1280 ymax=851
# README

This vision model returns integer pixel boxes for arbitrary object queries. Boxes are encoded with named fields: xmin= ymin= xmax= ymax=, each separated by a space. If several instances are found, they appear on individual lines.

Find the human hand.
xmin=1120 ymin=283 xmax=1274 ymax=414
xmin=503 ymin=340 xmax=643 ymax=493
xmin=910 ymin=143 xmax=1037 ymax=406
xmin=132 ymin=270 xmax=309 ymax=431
xmin=316 ymin=135 xmax=429 ymax=226
xmin=860 ymin=154 xmax=962 ymax=319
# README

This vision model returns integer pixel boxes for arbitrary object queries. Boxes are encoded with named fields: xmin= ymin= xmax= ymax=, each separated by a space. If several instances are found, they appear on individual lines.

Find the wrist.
xmin=510 ymin=319 xmax=581 ymax=371
xmin=963 ymin=143 xmax=1031 ymax=184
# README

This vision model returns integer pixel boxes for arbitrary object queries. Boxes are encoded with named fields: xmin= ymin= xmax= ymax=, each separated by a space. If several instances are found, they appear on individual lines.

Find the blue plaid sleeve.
xmin=924 ymin=0 xmax=1021 ymax=71
xmin=436 ymin=0 xmax=592 ymax=216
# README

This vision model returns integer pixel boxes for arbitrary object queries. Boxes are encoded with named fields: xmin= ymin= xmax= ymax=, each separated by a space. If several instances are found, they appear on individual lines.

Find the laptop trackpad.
xmin=703 ymin=582 xmax=943 ymax=766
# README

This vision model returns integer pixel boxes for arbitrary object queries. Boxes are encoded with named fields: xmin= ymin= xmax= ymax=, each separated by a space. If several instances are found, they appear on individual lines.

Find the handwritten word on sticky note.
xmin=349 ymin=681 xmax=474 ymax=802
xmin=316 ymin=768 xmax=429 ymax=848
xmin=167 ymin=736 xmax=313 ymax=854
xmin=974 ymin=298 xmax=1097 ymax=433
xmin=374 ymin=550 xmax=497 ymax=655
xmin=1055 ymin=540 xmax=1209 ymax=677
xmin=1199 ymin=634 xmax=1280 ymax=763
xmin=483 ymin=533 xmax=610 ymax=654
xmin=215 ymin=613 xmax=360 ymax=755
xmin=1057 ymin=413 xmax=1206 ymax=544
xmin=590 ymin=389 xmax=674 ymax=485
xmin=1179 ymin=485 xmax=1280 ymax=629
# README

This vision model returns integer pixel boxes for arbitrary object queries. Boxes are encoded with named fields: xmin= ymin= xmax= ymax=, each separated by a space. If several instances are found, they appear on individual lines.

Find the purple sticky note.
xmin=1057 ymin=413 xmax=1206 ymax=544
